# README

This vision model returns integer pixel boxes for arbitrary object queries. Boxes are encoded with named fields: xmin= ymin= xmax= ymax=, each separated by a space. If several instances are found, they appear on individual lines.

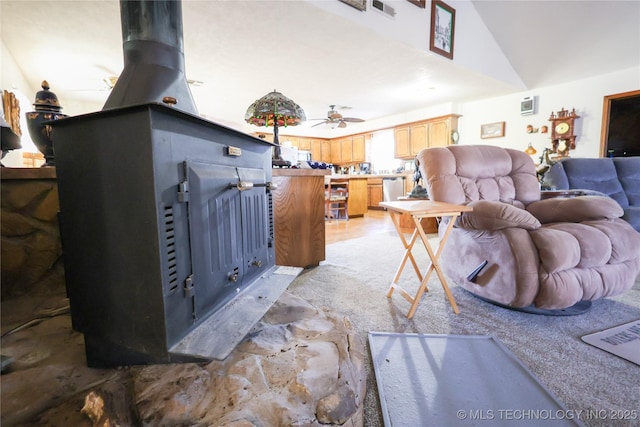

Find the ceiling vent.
xmin=371 ymin=0 xmax=396 ymax=18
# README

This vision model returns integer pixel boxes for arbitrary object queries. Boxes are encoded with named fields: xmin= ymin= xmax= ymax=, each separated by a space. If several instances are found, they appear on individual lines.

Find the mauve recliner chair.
xmin=417 ymin=145 xmax=640 ymax=314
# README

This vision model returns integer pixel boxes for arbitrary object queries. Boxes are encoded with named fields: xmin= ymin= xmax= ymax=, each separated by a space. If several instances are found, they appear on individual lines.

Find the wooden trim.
xmin=600 ymin=89 xmax=640 ymax=157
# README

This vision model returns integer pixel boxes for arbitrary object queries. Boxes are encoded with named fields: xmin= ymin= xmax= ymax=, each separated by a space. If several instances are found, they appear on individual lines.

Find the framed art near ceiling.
xmin=339 ymin=0 xmax=366 ymax=11
xmin=407 ymin=0 xmax=426 ymax=8
xmin=480 ymin=122 xmax=506 ymax=139
xmin=429 ymin=0 xmax=456 ymax=59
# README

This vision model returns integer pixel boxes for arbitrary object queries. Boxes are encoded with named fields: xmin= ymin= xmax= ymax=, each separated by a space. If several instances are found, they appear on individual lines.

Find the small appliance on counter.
xmin=359 ymin=162 xmax=371 ymax=174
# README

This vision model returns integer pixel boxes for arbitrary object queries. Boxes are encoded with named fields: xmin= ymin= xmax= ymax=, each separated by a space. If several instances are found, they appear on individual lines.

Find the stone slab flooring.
xmin=1 ymin=291 xmax=366 ymax=426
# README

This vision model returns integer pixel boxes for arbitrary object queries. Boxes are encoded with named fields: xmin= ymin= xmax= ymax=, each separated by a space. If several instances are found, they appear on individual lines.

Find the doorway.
xmin=600 ymin=90 xmax=640 ymax=157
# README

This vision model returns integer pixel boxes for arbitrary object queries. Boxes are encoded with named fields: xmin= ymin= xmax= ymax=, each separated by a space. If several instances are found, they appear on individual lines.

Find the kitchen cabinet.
xmin=298 ymin=138 xmax=312 ymax=151
xmin=428 ymin=116 xmax=458 ymax=148
xmin=321 ymin=140 xmax=331 ymax=163
xmin=394 ymin=123 xmax=426 ymax=158
xmin=340 ymin=137 xmax=353 ymax=163
xmin=394 ymin=127 xmax=410 ymax=158
xmin=311 ymin=139 xmax=322 ymax=161
xmin=330 ymin=139 xmax=342 ymax=163
xmin=394 ymin=115 xmax=461 ymax=159
xmin=367 ymin=177 xmax=384 ymax=209
xmin=272 ymin=169 xmax=329 ymax=268
xmin=409 ymin=123 xmax=428 ymax=156
xmin=328 ymin=137 xmax=351 ymax=164
xmin=347 ymin=177 xmax=368 ymax=217
xmin=352 ymin=134 xmax=365 ymax=162
xmin=310 ymin=138 xmax=330 ymax=162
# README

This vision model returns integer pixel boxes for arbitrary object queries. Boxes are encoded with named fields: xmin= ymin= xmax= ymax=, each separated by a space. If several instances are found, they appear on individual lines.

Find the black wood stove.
xmin=50 ymin=0 xmax=299 ymax=367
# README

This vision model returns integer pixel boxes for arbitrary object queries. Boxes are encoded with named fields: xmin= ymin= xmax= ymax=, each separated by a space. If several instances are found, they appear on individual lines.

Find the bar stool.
xmin=325 ymin=178 xmax=349 ymax=221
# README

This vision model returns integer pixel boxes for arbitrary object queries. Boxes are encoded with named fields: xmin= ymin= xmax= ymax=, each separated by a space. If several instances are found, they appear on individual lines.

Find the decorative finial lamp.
xmin=245 ymin=90 xmax=306 ymax=167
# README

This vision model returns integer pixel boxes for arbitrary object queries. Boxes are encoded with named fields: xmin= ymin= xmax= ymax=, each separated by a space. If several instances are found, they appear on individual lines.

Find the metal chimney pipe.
xmin=103 ymin=0 xmax=198 ymax=115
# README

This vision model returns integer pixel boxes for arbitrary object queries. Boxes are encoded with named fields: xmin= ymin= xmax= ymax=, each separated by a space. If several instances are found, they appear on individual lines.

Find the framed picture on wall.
xmin=480 ymin=122 xmax=506 ymax=139
xmin=429 ymin=0 xmax=456 ymax=59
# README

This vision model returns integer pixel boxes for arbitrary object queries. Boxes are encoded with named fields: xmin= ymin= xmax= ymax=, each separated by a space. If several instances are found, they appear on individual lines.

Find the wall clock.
xmin=549 ymin=108 xmax=579 ymax=155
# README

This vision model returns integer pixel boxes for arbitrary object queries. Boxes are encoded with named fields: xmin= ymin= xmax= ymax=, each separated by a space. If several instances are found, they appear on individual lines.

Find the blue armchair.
xmin=546 ymin=157 xmax=640 ymax=232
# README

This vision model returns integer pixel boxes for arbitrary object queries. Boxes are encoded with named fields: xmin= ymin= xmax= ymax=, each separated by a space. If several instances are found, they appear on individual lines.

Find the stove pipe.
xmin=103 ymin=0 xmax=198 ymax=115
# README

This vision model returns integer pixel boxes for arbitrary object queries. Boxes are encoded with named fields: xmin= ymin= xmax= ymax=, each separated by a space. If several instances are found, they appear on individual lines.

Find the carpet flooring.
xmin=287 ymin=230 xmax=640 ymax=427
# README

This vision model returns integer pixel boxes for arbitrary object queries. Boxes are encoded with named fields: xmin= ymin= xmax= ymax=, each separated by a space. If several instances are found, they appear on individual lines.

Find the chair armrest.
xmin=456 ymin=200 xmax=541 ymax=231
xmin=527 ymin=196 xmax=623 ymax=223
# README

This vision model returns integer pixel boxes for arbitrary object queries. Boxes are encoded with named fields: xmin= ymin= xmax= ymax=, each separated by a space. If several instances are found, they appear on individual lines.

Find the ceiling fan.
xmin=310 ymin=105 xmax=365 ymax=128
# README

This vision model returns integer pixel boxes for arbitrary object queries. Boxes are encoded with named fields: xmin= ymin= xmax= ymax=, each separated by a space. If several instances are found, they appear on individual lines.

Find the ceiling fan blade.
xmin=338 ymin=121 xmax=347 ymax=128
xmin=311 ymin=120 xmax=328 ymax=128
xmin=341 ymin=117 xmax=365 ymax=123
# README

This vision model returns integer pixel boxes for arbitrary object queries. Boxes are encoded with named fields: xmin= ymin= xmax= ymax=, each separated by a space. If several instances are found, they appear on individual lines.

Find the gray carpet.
xmin=287 ymin=230 xmax=640 ymax=427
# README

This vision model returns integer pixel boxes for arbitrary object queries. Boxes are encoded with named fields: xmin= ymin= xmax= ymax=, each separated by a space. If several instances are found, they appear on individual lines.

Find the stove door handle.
xmin=230 ymin=181 xmax=277 ymax=191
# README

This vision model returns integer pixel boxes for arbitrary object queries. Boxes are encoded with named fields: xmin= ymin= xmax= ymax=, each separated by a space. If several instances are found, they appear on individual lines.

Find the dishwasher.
xmin=382 ymin=176 xmax=405 ymax=202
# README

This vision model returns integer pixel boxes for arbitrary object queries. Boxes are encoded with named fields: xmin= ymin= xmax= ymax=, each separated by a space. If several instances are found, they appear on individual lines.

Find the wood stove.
xmin=52 ymin=104 xmax=300 ymax=367
xmin=50 ymin=0 xmax=300 ymax=367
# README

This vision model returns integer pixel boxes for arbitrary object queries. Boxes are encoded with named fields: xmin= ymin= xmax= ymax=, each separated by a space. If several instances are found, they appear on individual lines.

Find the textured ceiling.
xmin=2 ymin=0 xmax=638 ymax=136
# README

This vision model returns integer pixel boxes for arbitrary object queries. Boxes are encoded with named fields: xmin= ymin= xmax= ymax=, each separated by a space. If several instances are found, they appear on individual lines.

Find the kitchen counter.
xmin=272 ymin=168 xmax=328 ymax=268
xmin=326 ymin=172 xmax=412 ymax=179
xmin=273 ymin=168 xmax=331 ymax=177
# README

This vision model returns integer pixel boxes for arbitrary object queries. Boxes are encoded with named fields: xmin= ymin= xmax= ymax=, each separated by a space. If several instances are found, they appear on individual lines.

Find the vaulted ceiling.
xmin=2 ymin=1 xmax=638 ymax=134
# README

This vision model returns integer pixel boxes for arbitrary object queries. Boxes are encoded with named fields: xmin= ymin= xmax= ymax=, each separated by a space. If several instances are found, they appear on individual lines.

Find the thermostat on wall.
xmin=520 ymin=96 xmax=537 ymax=115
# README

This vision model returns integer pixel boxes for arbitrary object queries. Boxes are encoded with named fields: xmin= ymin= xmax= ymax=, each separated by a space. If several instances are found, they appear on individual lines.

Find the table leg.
xmin=386 ymin=211 xmax=425 ymax=299
xmin=410 ymin=215 xmax=460 ymax=317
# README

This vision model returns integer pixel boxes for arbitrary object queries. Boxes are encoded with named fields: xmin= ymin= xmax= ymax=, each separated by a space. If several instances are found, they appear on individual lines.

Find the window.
xmin=370 ymin=129 xmax=403 ymax=174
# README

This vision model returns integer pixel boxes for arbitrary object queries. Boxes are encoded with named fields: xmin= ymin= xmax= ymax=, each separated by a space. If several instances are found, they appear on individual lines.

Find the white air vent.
xmin=371 ymin=0 xmax=396 ymax=18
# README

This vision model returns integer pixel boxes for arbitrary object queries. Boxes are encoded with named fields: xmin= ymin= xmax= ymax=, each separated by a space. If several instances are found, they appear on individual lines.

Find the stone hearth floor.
xmin=1 ymin=289 xmax=366 ymax=426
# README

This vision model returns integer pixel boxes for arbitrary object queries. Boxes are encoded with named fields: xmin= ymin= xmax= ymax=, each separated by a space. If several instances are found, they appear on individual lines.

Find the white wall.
xmin=456 ymin=67 xmax=640 ymax=158
xmin=308 ymin=0 xmax=524 ymax=89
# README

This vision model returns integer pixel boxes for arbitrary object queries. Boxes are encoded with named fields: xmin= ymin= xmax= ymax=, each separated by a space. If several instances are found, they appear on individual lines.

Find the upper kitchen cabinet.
xmin=428 ymin=116 xmax=459 ymax=148
xmin=352 ymin=134 xmax=366 ymax=162
xmin=321 ymin=140 xmax=331 ymax=163
xmin=310 ymin=139 xmax=322 ymax=161
xmin=394 ymin=127 xmax=410 ymax=158
xmin=340 ymin=137 xmax=353 ymax=163
xmin=394 ymin=122 xmax=427 ymax=158
xmin=331 ymin=134 xmax=367 ymax=164
xmin=394 ymin=115 xmax=461 ymax=159
xmin=330 ymin=139 xmax=343 ymax=163
xmin=297 ymin=138 xmax=312 ymax=151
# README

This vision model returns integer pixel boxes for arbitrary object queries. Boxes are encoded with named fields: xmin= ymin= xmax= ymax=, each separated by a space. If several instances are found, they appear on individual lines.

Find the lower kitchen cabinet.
xmin=347 ymin=177 xmax=368 ymax=217
xmin=367 ymin=177 xmax=384 ymax=209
